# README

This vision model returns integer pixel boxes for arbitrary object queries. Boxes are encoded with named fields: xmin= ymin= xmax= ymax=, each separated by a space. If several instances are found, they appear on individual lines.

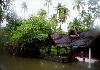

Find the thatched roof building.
xmin=51 ymin=30 xmax=100 ymax=59
xmin=51 ymin=30 xmax=100 ymax=48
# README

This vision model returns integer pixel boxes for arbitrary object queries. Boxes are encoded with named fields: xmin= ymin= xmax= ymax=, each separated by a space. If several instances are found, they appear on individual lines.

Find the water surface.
xmin=0 ymin=47 xmax=100 ymax=70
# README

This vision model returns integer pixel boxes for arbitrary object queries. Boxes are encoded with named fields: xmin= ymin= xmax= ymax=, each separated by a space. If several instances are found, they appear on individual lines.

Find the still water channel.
xmin=0 ymin=47 xmax=100 ymax=70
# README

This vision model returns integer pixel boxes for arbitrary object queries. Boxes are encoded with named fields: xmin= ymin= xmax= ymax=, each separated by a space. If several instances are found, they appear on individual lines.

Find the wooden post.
xmin=88 ymin=48 xmax=91 ymax=68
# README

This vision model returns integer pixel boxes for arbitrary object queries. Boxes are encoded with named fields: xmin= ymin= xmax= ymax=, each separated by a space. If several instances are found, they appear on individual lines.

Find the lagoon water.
xmin=0 ymin=47 xmax=100 ymax=70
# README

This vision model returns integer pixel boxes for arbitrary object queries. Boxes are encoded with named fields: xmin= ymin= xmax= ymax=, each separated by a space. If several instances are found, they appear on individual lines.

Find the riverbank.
xmin=39 ymin=54 xmax=78 ymax=63
xmin=1 ymin=47 xmax=100 ymax=70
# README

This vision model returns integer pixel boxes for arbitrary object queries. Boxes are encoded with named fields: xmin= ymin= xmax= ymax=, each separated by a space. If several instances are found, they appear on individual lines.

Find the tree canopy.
xmin=10 ymin=10 xmax=57 ymax=45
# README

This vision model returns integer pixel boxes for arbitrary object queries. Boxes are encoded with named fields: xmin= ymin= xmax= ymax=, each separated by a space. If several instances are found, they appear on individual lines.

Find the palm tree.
xmin=56 ymin=3 xmax=69 ymax=29
xmin=79 ymin=10 xmax=93 ymax=30
xmin=88 ymin=0 xmax=100 ymax=13
xmin=44 ymin=0 xmax=52 ymax=18
xmin=21 ymin=1 xmax=28 ymax=19
xmin=83 ymin=13 xmax=93 ymax=30
xmin=38 ymin=9 xmax=46 ymax=17
xmin=73 ymin=0 xmax=85 ymax=12
xmin=0 ymin=0 xmax=11 ymax=27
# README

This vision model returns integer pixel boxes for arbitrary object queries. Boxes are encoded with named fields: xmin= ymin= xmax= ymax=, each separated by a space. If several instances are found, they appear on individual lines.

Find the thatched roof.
xmin=51 ymin=30 xmax=100 ymax=48
xmin=84 ymin=31 xmax=100 ymax=48
xmin=51 ymin=33 xmax=72 ymax=47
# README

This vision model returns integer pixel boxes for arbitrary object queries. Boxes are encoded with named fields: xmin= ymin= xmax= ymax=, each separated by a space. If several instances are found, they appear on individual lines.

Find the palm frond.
xmin=73 ymin=5 xmax=76 ymax=10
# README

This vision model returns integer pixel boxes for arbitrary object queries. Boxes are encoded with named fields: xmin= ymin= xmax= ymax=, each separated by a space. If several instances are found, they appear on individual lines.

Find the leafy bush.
xmin=10 ymin=10 xmax=57 ymax=45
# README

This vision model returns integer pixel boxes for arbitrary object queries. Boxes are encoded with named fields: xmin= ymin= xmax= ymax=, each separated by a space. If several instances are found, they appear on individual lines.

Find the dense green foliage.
xmin=0 ymin=0 xmax=100 ymax=57
xmin=10 ymin=10 xmax=57 ymax=45
xmin=0 ymin=0 xmax=11 ymax=26
xmin=68 ymin=18 xmax=84 ymax=32
xmin=0 ymin=28 xmax=6 ymax=46
xmin=56 ymin=3 xmax=69 ymax=29
xmin=1 ymin=0 xmax=100 ymax=47
xmin=56 ymin=3 xmax=69 ymax=23
xmin=6 ymin=12 xmax=22 ymax=30
xmin=68 ymin=10 xmax=94 ymax=32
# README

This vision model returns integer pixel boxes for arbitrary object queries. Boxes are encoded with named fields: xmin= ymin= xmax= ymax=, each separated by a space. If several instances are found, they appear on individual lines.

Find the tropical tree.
xmin=38 ymin=9 xmax=46 ymax=17
xmin=56 ymin=3 xmax=69 ymax=29
xmin=68 ymin=10 xmax=94 ymax=32
xmin=10 ymin=9 xmax=57 ymax=45
xmin=21 ymin=2 xmax=27 ymax=12
xmin=21 ymin=1 xmax=28 ymax=19
xmin=68 ymin=18 xmax=86 ymax=32
xmin=0 ymin=11 xmax=22 ymax=46
xmin=83 ymin=13 xmax=94 ymax=30
xmin=44 ymin=0 xmax=52 ymax=18
xmin=48 ymin=14 xmax=58 ymax=32
xmin=0 ymin=0 xmax=11 ymax=27
xmin=80 ymin=10 xmax=94 ymax=29
xmin=6 ymin=11 xmax=22 ymax=30
xmin=73 ymin=0 xmax=85 ymax=12
xmin=88 ymin=0 xmax=100 ymax=10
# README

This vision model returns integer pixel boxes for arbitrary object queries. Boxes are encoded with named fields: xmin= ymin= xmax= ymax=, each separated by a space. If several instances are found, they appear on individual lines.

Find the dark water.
xmin=0 ymin=47 xmax=100 ymax=70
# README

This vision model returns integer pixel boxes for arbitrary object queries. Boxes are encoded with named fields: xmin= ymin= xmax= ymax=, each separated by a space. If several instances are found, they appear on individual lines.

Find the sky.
xmin=2 ymin=0 xmax=100 ymax=31
xmin=12 ymin=0 xmax=74 ymax=18
xmin=10 ymin=0 xmax=79 ymax=32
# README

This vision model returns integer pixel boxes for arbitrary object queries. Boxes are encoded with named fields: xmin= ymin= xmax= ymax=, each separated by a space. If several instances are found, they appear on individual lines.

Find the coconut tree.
xmin=77 ymin=10 xmax=93 ymax=31
xmin=56 ymin=3 xmax=69 ymax=29
xmin=21 ymin=1 xmax=28 ymax=19
xmin=0 ymin=0 xmax=11 ymax=27
xmin=83 ymin=13 xmax=93 ymax=30
xmin=73 ymin=0 xmax=85 ymax=12
xmin=44 ymin=0 xmax=52 ymax=18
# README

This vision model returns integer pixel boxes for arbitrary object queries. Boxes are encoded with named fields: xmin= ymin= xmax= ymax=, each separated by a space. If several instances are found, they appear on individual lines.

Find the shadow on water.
xmin=0 ymin=47 xmax=100 ymax=70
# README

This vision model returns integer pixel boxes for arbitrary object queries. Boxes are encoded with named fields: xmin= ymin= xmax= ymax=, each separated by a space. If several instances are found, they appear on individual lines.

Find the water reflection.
xmin=0 ymin=48 xmax=100 ymax=70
